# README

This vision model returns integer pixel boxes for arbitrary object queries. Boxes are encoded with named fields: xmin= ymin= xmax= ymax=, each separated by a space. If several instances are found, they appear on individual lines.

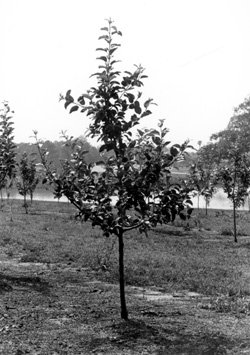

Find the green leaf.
xmin=90 ymin=72 xmax=103 ymax=78
xmin=126 ymin=93 xmax=135 ymax=103
xmin=110 ymin=60 xmax=121 ymax=67
xmin=144 ymin=98 xmax=152 ymax=109
xmin=128 ymin=141 xmax=136 ymax=149
xmin=131 ymin=114 xmax=139 ymax=122
xmin=64 ymin=101 xmax=71 ymax=109
xmin=110 ymin=48 xmax=118 ymax=55
xmin=78 ymin=95 xmax=85 ymax=105
xmin=152 ymin=136 xmax=161 ymax=146
xmin=99 ymin=144 xmax=107 ymax=153
xmin=170 ymin=146 xmax=179 ymax=157
xmin=96 ymin=47 xmax=108 ymax=52
xmin=141 ymin=110 xmax=152 ymax=118
xmin=144 ymin=152 xmax=151 ymax=160
xmin=97 ymin=56 xmax=107 ymax=62
xmin=187 ymin=208 xmax=193 ymax=215
xmin=69 ymin=106 xmax=79 ymax=114
xmin=187 ymin=144 xmax=195 ymax=150
xmin=101 ymin=27 xmax=109 ymax=31
xmin=179 ymin=213 xmax=186 ymax=220
xmin=134 ymin=101 xmax=142 ymax=114
xmin=66 ymin=89 xmax=71 ymax=98
xmin=137 ymin=129 xmax=144 ymax=137
xmin=111 ymin=43 xmax=121 ymax=47
xmin=65 ymin=90 xmax=74 ymax=103
xmin=99 ymin=35 xmax=109 ymax=41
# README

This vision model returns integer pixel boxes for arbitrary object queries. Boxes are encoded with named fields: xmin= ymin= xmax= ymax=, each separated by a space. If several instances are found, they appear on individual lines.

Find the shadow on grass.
xmin=154 ymin=227 xmax=188 ymax=237
xmin=87 ymin=318 xmax=234 ymax=354
xmin=236 ymin=241 xmax=250 ymax=249
xmin=0 ymin=273 xmax=51 ymax=294
xmin=154 ymin=226 xmax=202 ymax=238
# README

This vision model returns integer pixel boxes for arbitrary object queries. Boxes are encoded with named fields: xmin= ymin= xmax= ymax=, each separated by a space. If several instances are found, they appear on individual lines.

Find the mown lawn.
xmin=1 ymin=200 xmax=250 ymax=297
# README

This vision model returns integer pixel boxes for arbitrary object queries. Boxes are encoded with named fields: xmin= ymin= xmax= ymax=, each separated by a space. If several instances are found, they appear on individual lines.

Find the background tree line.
xmin=15 ymin=136 xmax=108 ymax=169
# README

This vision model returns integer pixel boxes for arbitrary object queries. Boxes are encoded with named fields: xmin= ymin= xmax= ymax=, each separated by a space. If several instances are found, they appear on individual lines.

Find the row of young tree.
xmin=0 ymin=102 xmax=113 ymax=213
xmin=0 ymin=102 xmax=40 ymax=213
xmin=2 ymin=19 xmax=250 ymax=319
xmin=184 ymin=99 xmax=250 ymax=243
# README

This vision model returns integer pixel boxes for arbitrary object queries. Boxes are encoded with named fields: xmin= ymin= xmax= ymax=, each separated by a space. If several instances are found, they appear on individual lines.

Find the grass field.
xmin=1 ymin=200 xmax=250 ymax=354
xmin=2 ymin=200 xmax=250 ymax=296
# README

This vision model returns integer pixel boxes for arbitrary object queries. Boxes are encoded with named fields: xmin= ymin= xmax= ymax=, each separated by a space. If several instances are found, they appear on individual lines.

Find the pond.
xmin=2 ymin=188 xmax=249 ymax=211
xmin=192 ymin=189 xmax=249 ymax=211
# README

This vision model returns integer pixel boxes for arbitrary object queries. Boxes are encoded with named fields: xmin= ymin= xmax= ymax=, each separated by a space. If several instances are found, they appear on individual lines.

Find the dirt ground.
xmin=1 ymin=251 xmax=250 ymax=355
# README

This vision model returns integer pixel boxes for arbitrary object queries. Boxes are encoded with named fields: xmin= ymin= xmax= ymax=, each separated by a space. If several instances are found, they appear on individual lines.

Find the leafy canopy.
xmin=36 ymin=19 xmax=193 ymax=238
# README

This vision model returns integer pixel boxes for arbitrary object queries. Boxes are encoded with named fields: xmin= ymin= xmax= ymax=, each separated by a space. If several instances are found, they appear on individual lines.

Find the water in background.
xmin=2 ymin=188 xmax=249 ymax=211
xmin=192 ymin=189 xmax=249 ymax=211
xmin=1 ymin=188 xmax=68 ymax=203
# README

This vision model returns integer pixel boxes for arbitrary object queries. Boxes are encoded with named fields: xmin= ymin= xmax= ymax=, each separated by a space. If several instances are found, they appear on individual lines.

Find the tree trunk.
xmin=118 ymin=230 xmax=128 ymax=320
xmin=24 ymin=194 xmax=28 ymax=214
xmin=233 ymin=200 xmax=237 ymax=243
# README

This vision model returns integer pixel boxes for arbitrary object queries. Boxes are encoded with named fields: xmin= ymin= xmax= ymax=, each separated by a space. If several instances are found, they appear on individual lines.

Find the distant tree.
xmin=227 ymin=95 xmax=250 ymax=150
xmin=16 ymin=152 xmax=39 ymax=213
xmin=188 ymin=163 xmax=216 ymax=214
xmin=0 ymin=102 xmax=16 ymax=202
xmin=16 ymin=138 xmax=105 ymax=172
xmin=217 ymin=95 xmax=250 ymax=158
xmin=16 ymin=143 xmax=37 ymax=164
xmin=211 ymin=127 xmax=250 ymax=242
xmin=216 ymin=156 xmax=250 ymax=242
xmin=195 ymin=143 xmax=218 ymax=215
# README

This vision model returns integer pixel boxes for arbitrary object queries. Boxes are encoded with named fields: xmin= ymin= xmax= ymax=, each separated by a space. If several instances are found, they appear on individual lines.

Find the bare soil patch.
xmin=1 ymin=254 xmax=250 ymax=355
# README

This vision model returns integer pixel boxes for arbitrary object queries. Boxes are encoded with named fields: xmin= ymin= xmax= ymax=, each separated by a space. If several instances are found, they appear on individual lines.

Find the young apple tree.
xmin=35 ymin=19 xmax=193 ymax=320
xmin=0 ymin=102 xmax=16 ymax=201
xmin=16 ymin=152 xmax=39 ymax=213
xmin=187 ymin=142 xmax=218 ymax=216
xmin=211 ymin=128 xmax=250 ymax=242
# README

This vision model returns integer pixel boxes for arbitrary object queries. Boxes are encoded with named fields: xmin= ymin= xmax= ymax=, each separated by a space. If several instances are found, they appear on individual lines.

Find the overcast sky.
xmin=1 ymin=0 xmax=250 ymax=147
